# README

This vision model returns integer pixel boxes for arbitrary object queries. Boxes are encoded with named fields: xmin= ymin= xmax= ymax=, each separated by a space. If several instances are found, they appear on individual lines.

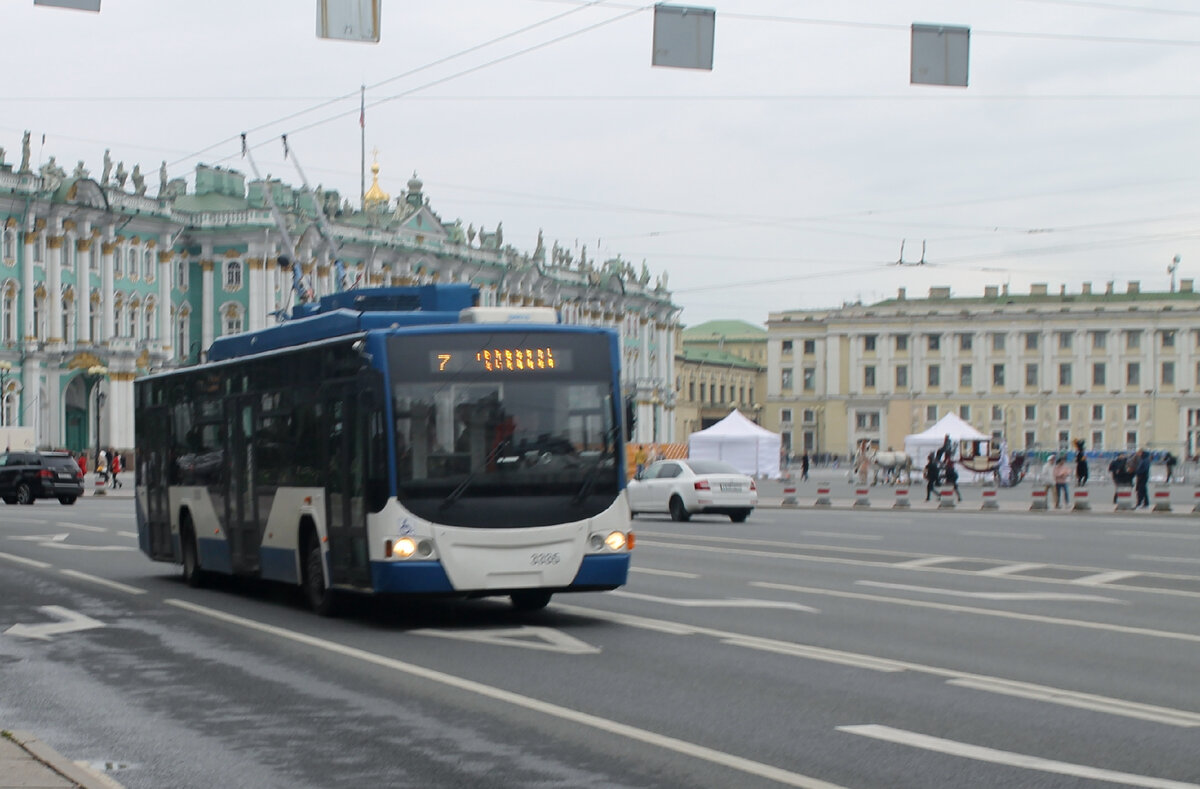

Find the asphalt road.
xmin=2 ymin=497 xmax=1199 ymax=788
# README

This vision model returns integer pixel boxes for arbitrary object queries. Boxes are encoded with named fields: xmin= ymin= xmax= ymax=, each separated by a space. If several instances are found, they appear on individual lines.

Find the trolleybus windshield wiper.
xmin=439 ymin=439 xmax=510 ymax=511
xmin=571 ymin=426 xmax=619 ymax=505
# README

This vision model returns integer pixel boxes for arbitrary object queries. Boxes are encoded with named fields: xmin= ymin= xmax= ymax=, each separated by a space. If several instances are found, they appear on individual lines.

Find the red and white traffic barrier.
xmin=1072 ymin=489 xmax=1091 ymax=512
xmin=981 ymin=488 xmax=998 ymax=510
xmin=893 ymin=487 xmax=910 ymax=509
xmin=781 ymin=484 xmax=798 ymax=508
xmin=1152 ymin=487 xmax=1172 ymax=513
xmin=815 ymin=485 xmax=832 ymax=507
xmin=938 ymin=486 xmax=956 ymax=509
xmin=854 ymin=487 xmax=871 ymax=508
xmin=1114 ymin=486 xmax=1134 ymax=511
xmin=1030 ymin=487 xmax=1049 ymax=511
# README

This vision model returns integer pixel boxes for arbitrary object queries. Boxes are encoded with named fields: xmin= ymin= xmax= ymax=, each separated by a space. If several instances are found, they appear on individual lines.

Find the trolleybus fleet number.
xmin=530 ymin=552 xmax=561 ymax=566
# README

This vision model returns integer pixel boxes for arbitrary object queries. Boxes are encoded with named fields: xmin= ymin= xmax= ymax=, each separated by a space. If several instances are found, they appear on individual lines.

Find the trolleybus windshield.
xmin=388 ymin=332 xmax=620 ymax=528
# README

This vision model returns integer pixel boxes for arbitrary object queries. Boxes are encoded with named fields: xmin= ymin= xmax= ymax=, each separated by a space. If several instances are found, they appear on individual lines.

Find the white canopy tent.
xmin=904 ymin=413 xmax=989 ymax=464
xmin=688 ymin=410 xmax=782 ymax=479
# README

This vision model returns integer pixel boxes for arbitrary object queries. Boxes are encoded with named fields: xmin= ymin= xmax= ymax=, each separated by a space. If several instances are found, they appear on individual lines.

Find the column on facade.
xmin=201 ymin=259 xmax=215 ymax=352
xmin=75 ymin=233 xmax=92 ymax=344
xmin=158 ymin=245 xmax=173 ymax=354
xmin=21 ymin=229 xmax=36 ymax=341
xmin=247 ymin=253 xmax=265 ymax=332
xmin=46 ymin=231 xmax=64 ymax=342
xmin=100 ymin=238 xmax=116 ymax=344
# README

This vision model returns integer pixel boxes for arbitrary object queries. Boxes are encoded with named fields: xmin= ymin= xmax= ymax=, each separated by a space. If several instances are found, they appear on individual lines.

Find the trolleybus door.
xmin=227 ymin=397 xmax=260 ymax=574
xmin=137 ymin=403 xmax=173 ymax=560
xmin=324 ymin=387 xmax=371 ymax=588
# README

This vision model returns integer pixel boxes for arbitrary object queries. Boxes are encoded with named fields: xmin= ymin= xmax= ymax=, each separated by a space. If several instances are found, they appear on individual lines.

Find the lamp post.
xmin=0 ymin=360 xmax=12 ymax=427
xmin=84 ymin=365 xmax=108 ymax=470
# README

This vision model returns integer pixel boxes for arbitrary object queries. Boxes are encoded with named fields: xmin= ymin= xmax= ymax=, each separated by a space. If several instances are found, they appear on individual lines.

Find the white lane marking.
xmin=891 ymin=556 xmax=961 ymax=569
xmin=556 ymin=602 xmax=1200 ymax=728
xmin=976 ymin=562 xmax=1047 ymax=576
xmin=4 ymin=606 xmax=105 ymax=641
xmin=854 ymin=581 xmax=1125 ymax=604
xmin=56 ymin=522 xmax=108 ymax=533
xmin=0 ymin=551 xmax=52 ymax=569
xmin=37 ymin=543 xmax=135 ymax=552
xmin=612 ymin=590 xmax=819 ymax=613
xmin=0 ymin=518 xmax=44 ymax=524
xmin=1073 ymin=570 xmax=1142 ymax=586
xmin=946 ymin=678 xmax=1200 ymax=727
xmin=1110 ymin=530 xmax=1200 ymax=540
xmin=837 ymin=724 xmax=1200 ymax=788
xmin=164 ymin=599 xmax=846 ymax=789
xmin=722 ymin=636 xmax=909 ymax=673
xmin=800 ymin=531 xmax=882 ymax=541
xmin=751 ymin=581 xmax=1200 ymax=644
xmin=639 ymin=539 xmax=1200 ymax=599
xmin=1131 ymin=555 xmax=1200 ymax=566
xmin=117 ymin=531 xmax=138 ymax=539
xmin=960 ymin=531 xmax=1045 ymax=540
xmin=59 ymin=569 xmax=146 ymax=596
xmin=630 ymin=567 xmax=700 ymax=579
xmin=8 ymin=533 xmax=70 ymax=542
xmin=412 ymin=626 xmax=599 ymax=654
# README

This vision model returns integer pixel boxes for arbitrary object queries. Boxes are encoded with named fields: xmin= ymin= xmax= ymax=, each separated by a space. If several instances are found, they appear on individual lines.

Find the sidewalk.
xmin=0 ymin=731 xmax=120 ymax=789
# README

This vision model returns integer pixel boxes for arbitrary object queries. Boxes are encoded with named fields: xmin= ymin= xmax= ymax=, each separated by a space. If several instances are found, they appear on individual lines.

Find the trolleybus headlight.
xmin=416 ymin=540 xmax=433 ymax=557
xmin=589 ymin=533 xmax=605 ymax=551
xmin=392 ymin=537 xmax=418 ymax=558
xmin=604 ymin=531 xmax=626 ymax=551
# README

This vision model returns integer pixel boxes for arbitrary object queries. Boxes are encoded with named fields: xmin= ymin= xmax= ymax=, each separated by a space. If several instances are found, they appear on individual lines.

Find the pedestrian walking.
xmin=943 ymin=459 xmax=961 ymax=502
xmin=110 ymin=450 xmax=123 ymax=489
xmin=1109 ymin=453 xmax=1128 ymax=503
xmin=1075 ymin=444 xmax=1088 ymax=487
xmin=923 ymin=453 xmax=940 ymax=501
xmin=1053 ymin=456 xmax=1070 ymax=508
xmin=1134 ymin=450 xmax=1151 ymax=508
xmin=1165 ymin=452 xmax=1178 ymax=484
xmin=800 ymin=451 xmax=810 ymax=482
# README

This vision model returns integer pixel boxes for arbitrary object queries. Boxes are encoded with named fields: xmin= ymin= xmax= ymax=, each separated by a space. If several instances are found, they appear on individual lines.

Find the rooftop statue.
xmin=101 ymin=149 xmax=112 ymax=185
xmin=19 ymin=131 xmax=31 ymax=174
xmin=132 ymin=164 xmax=146 ymax=195
xmin=159 ymin=161 xmax=168 ymax=196
xmin=114 ymin=161 xmax=128 ymax=188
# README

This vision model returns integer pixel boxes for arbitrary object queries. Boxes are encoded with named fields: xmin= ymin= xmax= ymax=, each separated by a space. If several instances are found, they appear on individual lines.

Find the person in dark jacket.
xmin=943 ymin=459 xmax=961 ymax=502
xmin=924 ymin=453 xmax=940 ymax=501
xmin=1134 ymin=450 xmax=1151 ymax=508
xmin=1075 ymin=448 xmax=1088 ymax=487
xmin=1109 ymin=454 xmax=1128 ymax=503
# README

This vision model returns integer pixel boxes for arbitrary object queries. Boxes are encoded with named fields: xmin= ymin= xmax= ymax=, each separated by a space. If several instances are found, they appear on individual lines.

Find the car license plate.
xmin=720 ymin=483 xmax=742 ymax=492
xmin=58 ymin=473 xmax=74 ymax=480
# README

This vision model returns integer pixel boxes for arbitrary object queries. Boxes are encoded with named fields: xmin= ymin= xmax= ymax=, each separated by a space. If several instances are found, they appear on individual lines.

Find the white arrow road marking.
xmin=946 ymin=678 xmax=1200 ymax=727
xmin=855 ymin=581 xmax=1126 ymax=604
xmin=8 ymin=533 xmax=70 ymax=542
xmin=57 ymin=522 xmax=107 ymax=533
xmin=411 ymin=626 xmax=599 ymax=654
xmin=612 ymin=590 xmax=819 ymax=613
xmin=837 ymin=725 xmax=1200 ymax=789
xmin=4 ymin=606 xmax=106 ymax=641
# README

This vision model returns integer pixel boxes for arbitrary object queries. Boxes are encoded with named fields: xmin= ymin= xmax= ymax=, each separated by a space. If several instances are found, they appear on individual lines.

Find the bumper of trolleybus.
xmin=369 ymin=553 xmax=630 ymax=595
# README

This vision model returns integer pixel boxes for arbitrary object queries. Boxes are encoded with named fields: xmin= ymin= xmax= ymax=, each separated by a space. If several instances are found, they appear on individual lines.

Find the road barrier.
xmin=1072 ymin=489 xmax=1091 ymax=512
xmin=1152 ymin=486 xmax=1172 ymax=513
xmin=893 ymin=487 xmax=910 ymax=508
xmin=1193 ymin=487 xmax=1200 ymax=514
xmin=854 ymin=487 xmax=871 ymax=508
xmin=980 ymin=488 xmax=998 ymax=510
xmin=938 ymin=487 xmax=957 ymax=509
xmin=92 ymin=473 xmax=107 ymax=496
xmin=781 ymin=484 xmax=798 ymax=508
xmin=1030 ymin=486 xmax=1049 ymax=511
xmin=815 ymin=485 xmax=832 ymax=507
xmin=1114 ymin=486 xmax=1134 ymax=511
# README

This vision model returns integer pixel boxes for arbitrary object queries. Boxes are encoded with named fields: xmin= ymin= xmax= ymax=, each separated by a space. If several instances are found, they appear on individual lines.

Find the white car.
xmin=628 ymin=459 xmax=757 ymax=522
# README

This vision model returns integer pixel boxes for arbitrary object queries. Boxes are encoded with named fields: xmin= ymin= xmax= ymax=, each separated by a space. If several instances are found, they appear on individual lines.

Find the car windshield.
xmin=685 ymin=460 xmax=742 ymax=475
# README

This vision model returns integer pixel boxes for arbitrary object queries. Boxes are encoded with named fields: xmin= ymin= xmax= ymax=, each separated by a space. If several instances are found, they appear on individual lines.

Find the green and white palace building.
xmin=0 ymin=134 xmax=679 ymax=453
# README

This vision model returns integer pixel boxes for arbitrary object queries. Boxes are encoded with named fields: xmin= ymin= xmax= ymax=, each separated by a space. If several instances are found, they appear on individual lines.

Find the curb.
xmin=756 ymin=501 xmax=1200 ymax=517
xmin=7 ymin=731 xmax=125 ymax=789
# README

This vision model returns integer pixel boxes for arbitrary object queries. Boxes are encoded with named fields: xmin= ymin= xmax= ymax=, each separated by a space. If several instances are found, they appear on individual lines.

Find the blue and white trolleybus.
xmin=134 ymin=285 xmax=632 ymax=614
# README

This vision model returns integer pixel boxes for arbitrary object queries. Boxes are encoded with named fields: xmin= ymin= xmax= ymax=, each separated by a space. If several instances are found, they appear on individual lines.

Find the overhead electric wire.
xmin=167 ymin=0 xmax=624 ymax=169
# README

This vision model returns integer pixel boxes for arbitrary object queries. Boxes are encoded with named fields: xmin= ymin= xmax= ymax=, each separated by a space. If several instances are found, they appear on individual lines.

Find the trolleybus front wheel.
xmin=303 ymin=533 xmax=341 ymax=617
xmin=181 ymin=516 xmax=206 ymax=588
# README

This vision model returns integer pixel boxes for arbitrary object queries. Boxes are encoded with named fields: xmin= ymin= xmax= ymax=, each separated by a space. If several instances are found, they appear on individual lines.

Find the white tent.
xmin=688 ymin=410 xmax=782 ymax=479
xmin=904 ymin=412 xmax=989 ymax=465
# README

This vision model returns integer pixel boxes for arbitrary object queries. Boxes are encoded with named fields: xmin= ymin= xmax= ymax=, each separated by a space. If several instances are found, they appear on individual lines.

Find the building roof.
xmin=677 ymin=347 xmax=763 ymax=370
xmin=682 ymin=319 xmax=766 ymax=341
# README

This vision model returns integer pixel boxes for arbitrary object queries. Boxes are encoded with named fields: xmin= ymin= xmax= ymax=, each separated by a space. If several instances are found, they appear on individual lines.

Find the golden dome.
xmin=363 ymin=159 xmax=390 ymax=208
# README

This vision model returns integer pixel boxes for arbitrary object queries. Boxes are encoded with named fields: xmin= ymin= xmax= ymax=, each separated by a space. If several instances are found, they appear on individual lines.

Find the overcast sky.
xmin=4 ymin=0 xmax=1199 ymax=327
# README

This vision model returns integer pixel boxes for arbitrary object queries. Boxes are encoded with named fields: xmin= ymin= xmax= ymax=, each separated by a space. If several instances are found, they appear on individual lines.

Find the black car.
xmin=0 ymin=451 xmax=85 ymax=505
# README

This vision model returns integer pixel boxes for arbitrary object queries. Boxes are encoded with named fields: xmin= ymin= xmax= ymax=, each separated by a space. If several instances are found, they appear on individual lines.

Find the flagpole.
xmin=360 ymin=84 xmax=366 ymax=211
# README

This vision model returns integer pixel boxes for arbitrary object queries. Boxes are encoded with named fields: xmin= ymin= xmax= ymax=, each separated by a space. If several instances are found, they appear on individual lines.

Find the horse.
xmin=872 ymin=451 xmax=913 ymax=485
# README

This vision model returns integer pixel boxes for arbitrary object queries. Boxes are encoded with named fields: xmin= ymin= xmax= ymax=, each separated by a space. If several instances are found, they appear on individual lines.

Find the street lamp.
xmin=0 ymin=360 xmax=12 ymax=427
xmin=84 ymin=364 xmax=108 ymax=469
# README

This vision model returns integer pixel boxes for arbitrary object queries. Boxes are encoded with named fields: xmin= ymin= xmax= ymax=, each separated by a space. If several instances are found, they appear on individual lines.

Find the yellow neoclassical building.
xmin=766 ymin=282 xmax=1200 ymax=460
xmin=674 ymin=320 xmax=766 ymax=439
